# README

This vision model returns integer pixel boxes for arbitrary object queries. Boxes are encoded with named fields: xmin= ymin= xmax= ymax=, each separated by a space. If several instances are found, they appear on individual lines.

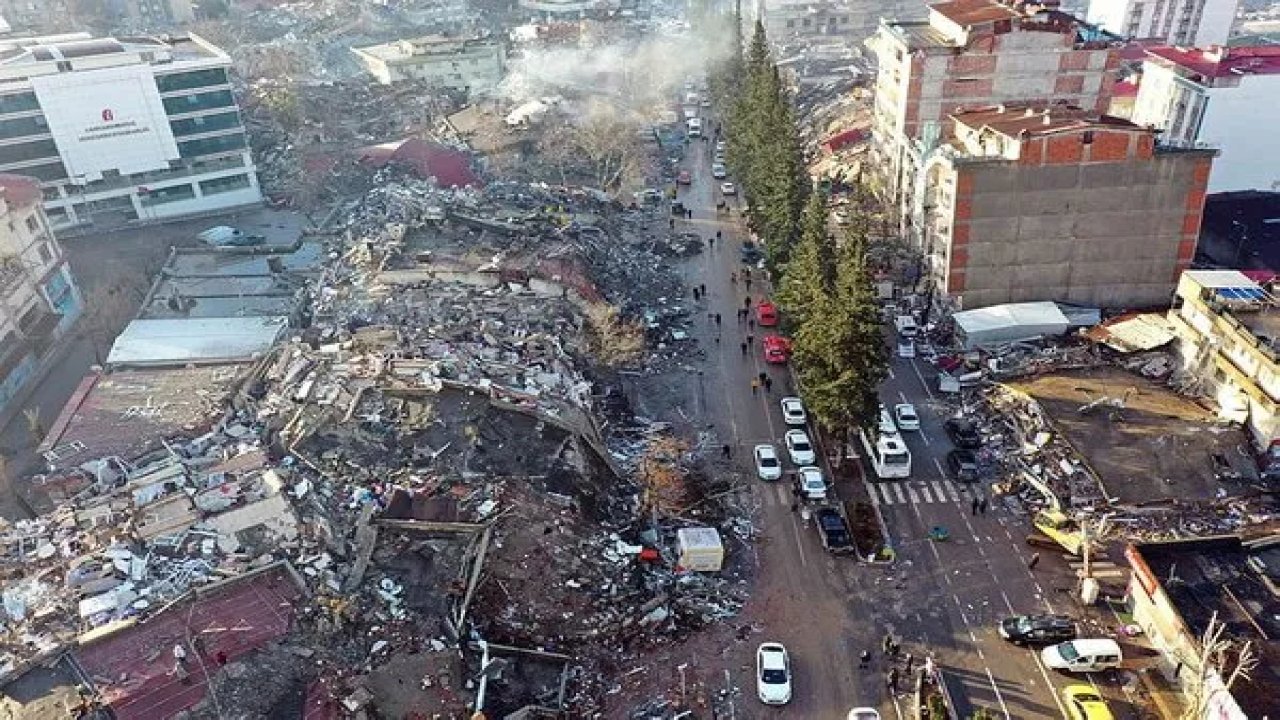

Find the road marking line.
xmin=1000 ymin=590 xmax=1015 ymax=614
xmin=933 ymin=457 xmax=946 ymax=478
xmin=893 ymin=484 xmax=907 ymax=504
xmin=918 ymin=483 xmax=934 ymax=503
xmin=864 ymin=480 xmax=881 ymax=506
xmin=946 ymin=484 xmax=960 ymax=502
xmin=788 ymin=512 xmax=808 ymax=568
xmin=774 ymin=483 xmax=788 ymax=506
xmin=907 ymin=485 xmax=921 ymax=503
xmin=887 ymin=367 xmax=896 ymax=380
xmin=1032 ymin=650 xmax=1070 ymax=718
xmin=911 ymin=357 xmax=936 ymax=400
xmin=985 ymin=667 xmax=1012 ymax=719
xmin=930 ymin=481 xmax=946 ymax=501
xmin=891 ymin=695 xmax=905 ymax=720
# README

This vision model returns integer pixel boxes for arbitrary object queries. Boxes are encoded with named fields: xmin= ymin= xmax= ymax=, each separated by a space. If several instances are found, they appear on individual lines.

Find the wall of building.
xmin=937 ymin=133 xmax=1212 ymax=310
xmin=1198 ymin=76 xmax=1280 ymax=193
xmin=1087 ymin=0 xmax=1238 ymax=44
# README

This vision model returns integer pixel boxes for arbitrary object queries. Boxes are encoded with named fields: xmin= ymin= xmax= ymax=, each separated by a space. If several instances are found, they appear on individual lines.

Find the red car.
xmin=763 ymin=335 xmax=791 ymax=364
xmin=757 ymin=302 xmax=779 ymax=327
xmin=677 ymin=170 xmax=692 ymax=185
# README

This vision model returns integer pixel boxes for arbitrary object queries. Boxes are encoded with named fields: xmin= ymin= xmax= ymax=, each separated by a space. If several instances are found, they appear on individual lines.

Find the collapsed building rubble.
xmin=0 ymin=168 xmax=751 ymax=717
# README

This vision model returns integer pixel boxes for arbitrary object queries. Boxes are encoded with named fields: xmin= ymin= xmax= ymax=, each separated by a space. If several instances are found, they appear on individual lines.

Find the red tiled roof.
xmin=823 ymin=128 xmax=866 ymax=152
xmin=0 ymin=173 xmax=42 ymax=209
xmin=929 ymin=0 xmax=1022 ymax=26
xmin=1112 ymin=77 xmax=1140 ymax=97
xmin=952 ymin=103 xmax=1141 ymax=137
xmin=1146 ymin=44 xmax=1280 ymax=78
xmin=357 ymin=137 xmax=480 ymax=188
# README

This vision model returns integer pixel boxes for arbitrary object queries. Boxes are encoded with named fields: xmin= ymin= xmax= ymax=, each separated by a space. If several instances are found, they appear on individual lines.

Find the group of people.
xmin=860 ymin=634 xmax=932 ymax=696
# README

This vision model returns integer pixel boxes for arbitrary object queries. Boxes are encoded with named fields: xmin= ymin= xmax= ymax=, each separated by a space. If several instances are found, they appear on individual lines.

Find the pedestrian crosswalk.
xmin=864 ymin=479 xmax=962 ymax=506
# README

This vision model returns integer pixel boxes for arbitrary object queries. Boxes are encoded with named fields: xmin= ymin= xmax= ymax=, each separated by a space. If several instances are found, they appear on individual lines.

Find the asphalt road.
xmin=670 ymin=124 xmax=1139 ymax=719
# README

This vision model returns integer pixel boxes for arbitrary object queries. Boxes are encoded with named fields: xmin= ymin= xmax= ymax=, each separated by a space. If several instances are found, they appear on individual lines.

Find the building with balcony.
xmin=1086 ymin=0 xmax=1239 ymax=47
xmin=0 ymin=173 xmax=82 ymax=416
xmin=351 ymin=36 xmax=506 ymax=92
xmin=1167 ymin=269 xmax=1280 ymax=450
xmin=866 ymin=0 xmax=1123 ymax=242
xmin=918 ymin=103 xmax=1214 ymax=310
xmin=1131 ymin=45 xmax=1280 ymax=193
xmin=0 ymin=32 xmax=260 ymax=229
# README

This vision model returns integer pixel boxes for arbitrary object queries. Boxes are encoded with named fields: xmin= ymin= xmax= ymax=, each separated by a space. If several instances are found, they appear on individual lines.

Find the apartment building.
xmin=762 ymin=0 xmax=926 ymax=45
xmin=352 ymin=36 xmax=506 ymax=92
xmin=108 ymin=0 xmax=196 ymax=26
xmin=1132 ymin=45 xmax=1280 ymax=193
xmin=0 ymin=173 xmax=81 ymax=414
xmin=919 ymin=104 xmax=1214 ymax=310
xmin=1086 ymin=0 xmax=1238 ymax=46
xmin=0 ymin=33 xmax=260 ymax=228
xmin=867 ymin=0 xmax=1122 ymax=237
xmin=1167 ymin=269 xmax=1280 ymax=451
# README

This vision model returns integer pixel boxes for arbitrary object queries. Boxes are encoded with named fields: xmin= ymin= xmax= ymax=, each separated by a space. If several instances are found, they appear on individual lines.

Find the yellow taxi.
xmin=1063 ymin=684 xmax=1115 ymax=720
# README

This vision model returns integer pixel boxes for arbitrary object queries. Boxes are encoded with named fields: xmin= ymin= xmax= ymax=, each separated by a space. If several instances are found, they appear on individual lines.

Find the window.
xmin=139 ymin=183 xmax=196 ymax=206
xmin=155 ymin=68 xmax=229 ymax=93
xmin=178 ymin=133 xmax=246 ymax=158
xmin=199 ymin=174 xmax=252 ymax=195
xmin=162 ymin=90 xmax=235 ymax=115
xmin=1081 ymin=131 xmax=1094 ymax=145
xmin=169 ymin=111 xmax=241 ymax=137
xmin=25 ymin=215 xmax=37 ymax=232
xmin=37 ymin=242 xmax=51 ymax=263
xmin=0 ymin=92 xmax=39 ymax=115
xmin=56 ymin=61 xmax=71 ymax=72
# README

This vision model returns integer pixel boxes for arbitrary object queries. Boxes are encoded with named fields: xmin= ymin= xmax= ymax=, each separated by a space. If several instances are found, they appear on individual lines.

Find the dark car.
xmin=815 ymin=507 xmax=854 ymax=553
xmin=946 ymin=449 xmax=981 ymax=482
xmin=944 ymin=417 xmax=982 ymax=449
xmin=998 ymin=615 xmax=1077 ymax=644
xmin=741 ymin=243 xmax=764 ymax=264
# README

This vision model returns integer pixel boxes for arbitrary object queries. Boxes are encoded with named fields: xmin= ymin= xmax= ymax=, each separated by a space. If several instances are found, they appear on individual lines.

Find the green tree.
xmin=776 ymin=190 xmax=834 ymax=329
xmin=833 ymin=225 xmax=889 ymax=428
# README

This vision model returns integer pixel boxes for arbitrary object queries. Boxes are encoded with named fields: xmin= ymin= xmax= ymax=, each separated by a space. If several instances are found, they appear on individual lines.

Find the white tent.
xmin=953 ymin=302 xmax=1071 ymax=349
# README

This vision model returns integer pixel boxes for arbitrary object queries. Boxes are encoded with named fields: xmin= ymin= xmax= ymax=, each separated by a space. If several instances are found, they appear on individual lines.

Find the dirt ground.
xmin=1010 ymin=367 xmax=1257 ymax=505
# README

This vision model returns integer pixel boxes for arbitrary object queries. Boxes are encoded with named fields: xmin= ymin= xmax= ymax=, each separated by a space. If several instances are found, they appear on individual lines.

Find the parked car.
xmin=1062 ymin=685 xmax=1115 ymax=720
xmin=877 ymin=406 xmax=897 ymax=435
xmin=199 ymin=225 xmax=265 ymax=247
xmin=720 ymin=182 xmax=737 ymax=195
xmin=816 ymin=507 xmax=854 ymax=553
xmin=785 ymin=429 xmax=816 ymax=465
xmin=715 ymin=140 xmax=726 ymax=153
xmin=711 ymin=163 xmax=727 ymax=179
xmin=756 ymin=643 xmax=792 ymax=705
xmin=754 ymin=444 xmax=783 ymax=481
xmin=740 ymin=243 xmax=764 ymax=264
xmin=946 ymin=449 xmax=981 ymax=482
xmin=677 ymin=170 xmax=691 ymax=185
xmin=999 ymin=614 xmax=1077 ymax=644
xmin=756 ymin=301 xmax=779 ymax=326
xmin=894 ymin=403 xmax=919 ymax=431
xmin=796 ymin=466 xmax=827 ymax=500
xmin=897 ymin=340 xmax=916 ymax=358
xmin=944 ymin=417 xmax=982 ymax=449
xmin=1041 ymin=639 xmax=1123 ymax=673
xmin=763 ymin=335 xmax=791 ymax=364
xmin=780 ymin=396 xmax=807 ymax=426
xmin=847 ymin=710 xmax=881 ymax=720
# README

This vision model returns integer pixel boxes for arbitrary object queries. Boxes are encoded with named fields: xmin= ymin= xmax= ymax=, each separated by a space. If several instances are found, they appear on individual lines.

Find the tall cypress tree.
xmin=776 ymin=190 xmax=833 ymax=329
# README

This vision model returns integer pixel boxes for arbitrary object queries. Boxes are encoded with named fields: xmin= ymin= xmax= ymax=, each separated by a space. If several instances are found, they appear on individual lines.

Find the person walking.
xmin=699 ymin=283 xmax=706 ymax=296
xmin=747 ymin=334 xmax=755 ymax=345
xmin=748 ymin=318 xmax=756 ymax=331
xmin=744 ymin=276 xmax=752 ymax=290
xmin=708 ymin=235 xmax=715 ymax=249
xmin=790 ymin=502 xmax=799 ymax=514
xmin=740 ymin=341 xmax=748 ymax=355
xmin=751 ymin=378 xmax=760 ymax=395
xmin=882 ymin=633 xmax=893 ymax=655
xmin=971 ymin=496 xmax=980 ymax=516
xmin=744 ymin=296 xmax=752 ymax=309
xmin=1028 ymin=552 xmax=1041 ymax=570
xmin=979 ymin=495 xmax=989 ymax=514
xmin=887 ymin=667 xmax=900 ymax=694
xmin=903 ymin=653 xmax=914 ymax=674
xmin=764 ymin=377 xmax=773 ymax=392
xmin=859 ymin=650 xmax=871 ymax=669
xmin=692 ymin=287 xmax=700 ymax=301
xmin=714 ymin=313 xmax=722 ymax=326
xmin=730 ymin=271 xmax=737 ymax=284
xmin=721 ymin=444 xmax=731 ymax=459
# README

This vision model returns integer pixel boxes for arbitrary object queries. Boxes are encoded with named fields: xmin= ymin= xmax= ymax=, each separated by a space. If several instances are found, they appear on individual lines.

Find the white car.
xmin=780 ymin=396 xmax=807 ymax=426
xmin=797 ymin=466 xmax=827 ymax=500
xmin=711 ymin=163 xmax=727 ymax=179
xmin=848 ymin=710 xmax=881 ymax=720
xmin=754 ymin=444 xmax=782 ymax=481
xmin=785 ymin=429 xmax=816 ymax=465
xmin=720 ymin=182 xmax=737 ymax=195
xmin=756 ymin=643 xmax=792 ymax=705
xmin=894 ymin=403 xmax=920 ymax=431
xmin=877 ymin=406 xmax=897 ymax=435
xmin=715 ymin=140 xmax=726 ymax=152
xmin=897 ymin=340 xmax=916 ymax=358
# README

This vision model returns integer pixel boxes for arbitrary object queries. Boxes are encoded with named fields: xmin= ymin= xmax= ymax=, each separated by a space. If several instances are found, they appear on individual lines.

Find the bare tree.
xmin=536 ymin=107 xmax=648 ymax=192
xmin=1180 ymin=611 xmax=1260 ymax=720
xmin=637 ymin=436 xmax=691 ymax=516
xmin=80 ymin=284 xmax=141 ymax=365
xmin=583 ymin=302 xmax=645 ymax=368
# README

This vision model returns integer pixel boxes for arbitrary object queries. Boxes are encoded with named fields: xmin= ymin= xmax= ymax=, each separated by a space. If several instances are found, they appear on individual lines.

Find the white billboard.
xmin=31 ymin=64 xmax=181 ymax=183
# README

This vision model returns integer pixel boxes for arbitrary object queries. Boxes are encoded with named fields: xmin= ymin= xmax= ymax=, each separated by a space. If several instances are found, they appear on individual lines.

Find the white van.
xmin=894 ymin=315 xmax=918 ymax=338
xmin=686 ymin=118 xmax=702 ymax=137
xmin=1041 ymin=639 xmax=1122 ymax=672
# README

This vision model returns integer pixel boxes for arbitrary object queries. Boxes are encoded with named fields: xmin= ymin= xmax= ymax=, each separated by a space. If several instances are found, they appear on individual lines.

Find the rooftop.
xmin=0 ymin=174 xmax=42 ymax=210
xmin=353 ymin=35 xmax=499 ymax=63
xmin=930 ymin=0 xmax=1021 ymax=27
xmin=106 ymin=317 xmax=289 ymax=367
xmin=1131 ymin=536 xmax=1280 ymax=718
xmin=951 ymin=103 xmax=1142 ymax=137
xmin=0 ymin=32 xmax=225 ymax=69
xmin=1146 ymin=44 xmax=1280 ymax=80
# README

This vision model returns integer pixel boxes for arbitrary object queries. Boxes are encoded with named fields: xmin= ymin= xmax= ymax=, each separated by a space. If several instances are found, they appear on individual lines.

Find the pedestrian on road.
xmin=743 ymin=296 xmax=752 ymax=308
xmin=730 ymin=271 xmax=737 ymax=284
xmin=758 ymin=371 xmax=767 ymax=383
xmin=904 ymin=653 xmax=914 ymax=674
xmin=699 ymin=283 xmax=706 ymax=296
xmin=173 ymin=644 xmax=188 ymax=665
xmin=669 ymin=218 xmax=675 ymax=230
xmin=882 ymin=634 xmax=893 ymax=655
xmin=687 ymin=209 xmax=693 ymax=219
xmin=971 ymin=496 xmax=980 ymax=515
xmin=743 ymin=267 xmax=752 ymax=279
xmin=708 ymin=235 xmax=715 ymax=249
xmin=888 ymin=667 xmax=900 ymax=694
xmin=790 ymin=502 xmax=799 ymax=514
xmin=714 ymin=313 xmax=722 ymax=326
xmin=748 ymin=318 xmax=756 ymax=330
xmin=1028 ymin=552 xmax=1041 ymax=570
xmin=740 ymin=341 xmax=747 ymax=355
xmin=747 ymin=334 xmax=754 ymax=345
xmin=751 ymin=379 xmax=760 ymax=395
xmin=764 ymin=377 xmax=773 ymax=392
xmin=859 ymin=651 xmax=871 ymax=668
xmin=692 ymin=288 xmax=700 ymax=301
xmin=716 ymin=230 xmax=722 ymax=241
xmin=979 ymin=495 xmax=989 ymax=514
xmin=744 ymin=276 xmax=752 ymax=290
xmin=722 ymin=444 xmax=731 ymax=459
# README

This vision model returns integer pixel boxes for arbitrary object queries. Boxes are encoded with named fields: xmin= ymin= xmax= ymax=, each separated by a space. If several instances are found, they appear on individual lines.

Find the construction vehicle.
xmin=1029 ymin=509 xmax=1089 ymax=556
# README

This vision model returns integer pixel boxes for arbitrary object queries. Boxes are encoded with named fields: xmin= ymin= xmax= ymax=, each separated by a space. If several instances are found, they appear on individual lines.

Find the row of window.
xmin=784 ymin=15 xmax=851 ymax=28
xmin=0 ymin=69 xmax=230 ymax=120
xmin=0 ymin=108 xmax=241 ymax=142
xmin=163 ymin=89 xmax=237 ymax=115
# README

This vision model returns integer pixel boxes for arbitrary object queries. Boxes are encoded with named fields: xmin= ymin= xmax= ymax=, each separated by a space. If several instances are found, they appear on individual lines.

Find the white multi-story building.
xmin=1132 ymin=45 xmax=1280 ymax=193
xmin=0 ymin=173 xmax=81 ymax=413
xmin=352 ymin=36 xmax=506 ymax=92
xmin=0 ymin=32 xmax=261 ymax=229
xmin=762 ymin=0 xmax=926 ymax=46
xmin=1086 ymin=0 xmax=1239 ymax=46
